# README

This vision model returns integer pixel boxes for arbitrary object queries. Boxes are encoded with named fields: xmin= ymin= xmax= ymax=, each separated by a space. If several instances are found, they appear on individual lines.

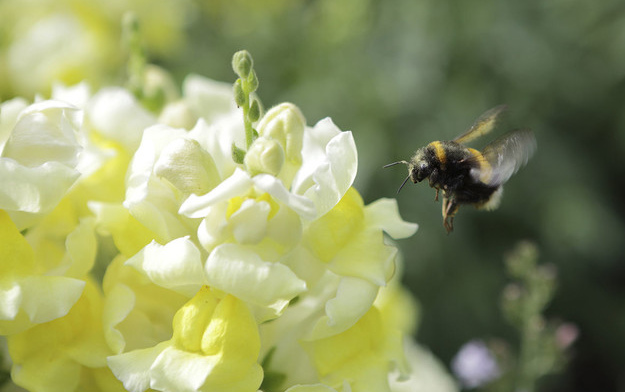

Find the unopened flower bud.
xmin=244 ymin=137 xmax=285 ymax=177
xmin=257 ymin=103 xmax=305 ymax=165
xmin=154 ymin=138 xmax=220 ymax=195
xmin=232 ymin=50 xmax=253 ymax=79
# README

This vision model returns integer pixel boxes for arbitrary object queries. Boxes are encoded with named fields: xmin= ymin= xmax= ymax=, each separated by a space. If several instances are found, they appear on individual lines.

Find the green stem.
xmin=123 ymin=13 xmax=145 ymax=96
xmin=242 ymin=104 xmax=254 ymax=149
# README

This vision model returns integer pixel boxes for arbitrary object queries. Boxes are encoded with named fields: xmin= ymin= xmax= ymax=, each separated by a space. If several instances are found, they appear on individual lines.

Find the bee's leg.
xmin=435 ymin=188 xmax=440 ymax=201
xmin=441 ymin=196 xmax=450 ymax=229
xmin=442 ymin=198 xmax=459 ymax=233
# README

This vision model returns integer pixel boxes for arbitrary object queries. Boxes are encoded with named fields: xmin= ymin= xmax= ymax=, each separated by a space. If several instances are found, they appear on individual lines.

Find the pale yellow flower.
xmin=7 ymin=279 xmax=117 ymax=392
xmin=0 ymin=63 xmax=429 ymax=392
xmin=0 ymin=210 xmax=85 ymax=335
xmin=0 ymin=100 xmax=83 ymax=229
xmin=108 ymin=286 xmax=263 ymax=392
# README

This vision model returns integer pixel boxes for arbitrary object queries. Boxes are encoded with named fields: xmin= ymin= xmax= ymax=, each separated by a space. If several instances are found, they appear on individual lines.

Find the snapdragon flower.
xmin=0 ymin=51 xmax=458 ymax=392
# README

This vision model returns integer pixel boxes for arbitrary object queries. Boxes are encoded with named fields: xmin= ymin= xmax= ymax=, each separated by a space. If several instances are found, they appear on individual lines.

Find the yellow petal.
xmin=0 ymin=209 xmax=35 ymax=277
xmin=304 ymin=188 xmax=364 ymax=263
xmin=173 ymin=286 xmax=219 ymax=353
xmin=302 ymin=307 xmax=383 ymax=377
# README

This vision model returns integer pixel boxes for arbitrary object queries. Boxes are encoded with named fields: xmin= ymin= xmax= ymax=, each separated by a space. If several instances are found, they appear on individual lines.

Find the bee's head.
xmin=384 ymin=147 xmax=432 ymax=194
xmin=408 ymin=149 xmax=432 ymax=183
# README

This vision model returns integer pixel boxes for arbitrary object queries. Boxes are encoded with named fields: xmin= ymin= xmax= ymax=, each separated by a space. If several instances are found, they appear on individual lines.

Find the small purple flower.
xmin=451 ymin=340 xmax=500 ymax=389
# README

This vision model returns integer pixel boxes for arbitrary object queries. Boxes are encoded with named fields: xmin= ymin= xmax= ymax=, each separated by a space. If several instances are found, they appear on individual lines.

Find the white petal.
xmin=0 ymin=281 xmax=22 ymax=320
xmin=0 ymin=97 xmax=29 ymax=152
xmin=291 ymin=120 xmax=340 ymax=194
xmin=187 ymin=114 xmax=245 ymax=179
xmin=253 ymin=174 xmax=316 ymax=220
xmin=108 ymin=343 xmax=169 ymax=392
xmin=292 ymin=120 xmax=357 ymax=218
xmin=205 ymin=244 xmax=307 ymax=315
xmin=125 ymin=125 xmax=195 ymax=240
xmin=196 ymin=206 xmax=228 ymax=252
xmin=309 ymin=277 xmax=379 ymax=340
xmin=126 ymin=125 xmax=188 ymax=205
xmin=182 ymin=75 xmax=237 ymax=124
xmin=365 ymin=198 xmax=418 ymax=239
xmin=179 ymin=168 xmax=253 ymax=218
xmin=19 ymin=275 xmax=85 ymax=323
xmin=389 ymin=339 xmax=459 ymax=392
xmin=229 ymin=199 xmax=270 ymax=244
xmin=0 ymin=159 xmax=79 ymax=215
xmin=126 ymin=238 xmax=206 ymax=297
xmin=87 ymin=87 xmax=156 ymax=152
xmin=3 ymin=100 xmax=82 ymax=168
xmin=150 ymin=346 xmax=217 ymax=392
xmin=51 ymin=81 xmax=92 ymax=108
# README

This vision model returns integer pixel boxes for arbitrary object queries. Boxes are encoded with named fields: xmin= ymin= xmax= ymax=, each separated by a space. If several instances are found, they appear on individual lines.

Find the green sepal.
xmin=249 ymin=99 xmax=261 ymax=123
xmin=246 ymin=70 xmax=259 ymax=93
xmin=233 ymin=79 xmax=247 ymax=108
xmin=231 ymin=143 xmax=246 ymax=164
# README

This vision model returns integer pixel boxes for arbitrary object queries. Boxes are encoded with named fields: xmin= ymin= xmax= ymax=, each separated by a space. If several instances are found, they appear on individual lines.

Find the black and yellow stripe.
xmin=429 ymin=141 xmax=447 ymax=170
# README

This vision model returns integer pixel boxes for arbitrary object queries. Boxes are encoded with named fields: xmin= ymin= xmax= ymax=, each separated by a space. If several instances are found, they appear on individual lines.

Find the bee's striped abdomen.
xmin=466 ymin=147 xmax=492 ymax=184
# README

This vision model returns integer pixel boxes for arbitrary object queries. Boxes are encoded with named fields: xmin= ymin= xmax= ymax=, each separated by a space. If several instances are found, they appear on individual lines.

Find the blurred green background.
xmin=2 ymin=0 xmax=625 ymax=390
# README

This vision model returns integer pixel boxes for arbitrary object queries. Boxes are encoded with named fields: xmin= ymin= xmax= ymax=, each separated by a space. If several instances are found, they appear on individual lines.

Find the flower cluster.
xmin=0 ymin=52 xmax=454 ymax=392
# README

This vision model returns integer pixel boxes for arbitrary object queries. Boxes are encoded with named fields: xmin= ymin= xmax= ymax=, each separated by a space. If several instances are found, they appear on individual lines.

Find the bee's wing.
xmin=475 ymin=129 xmax=536 ymax=186
xmin=453 ymin=105 xmax=508 ymax=144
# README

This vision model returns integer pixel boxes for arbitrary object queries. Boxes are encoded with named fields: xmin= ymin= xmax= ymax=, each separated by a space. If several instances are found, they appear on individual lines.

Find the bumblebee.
xmin=385 ymin=105 xmax=536 ymax=233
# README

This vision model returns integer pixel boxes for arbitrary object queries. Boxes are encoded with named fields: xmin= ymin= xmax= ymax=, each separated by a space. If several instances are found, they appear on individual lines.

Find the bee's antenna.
xmin=397 ymin=175 xmax=411 ymax=194
xmin=383 ymin=160 xmax=411 ymax=194
xmin=383 ymin=160 xmax=409 ymax=168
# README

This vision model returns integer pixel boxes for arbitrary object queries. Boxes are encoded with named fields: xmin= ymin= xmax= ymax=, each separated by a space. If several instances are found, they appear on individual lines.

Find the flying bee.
xmin=384 ymin=105 xmax=536 ymax=233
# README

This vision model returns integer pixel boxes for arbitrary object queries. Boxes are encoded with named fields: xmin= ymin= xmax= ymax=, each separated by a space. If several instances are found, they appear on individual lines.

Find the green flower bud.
xmin=232 ymin=50 xmax=253 ymax=79
xmin=233 ymin=79 xmax=247 ymax=108
xmin=244 ymin=137 xmax=285 ymax=177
